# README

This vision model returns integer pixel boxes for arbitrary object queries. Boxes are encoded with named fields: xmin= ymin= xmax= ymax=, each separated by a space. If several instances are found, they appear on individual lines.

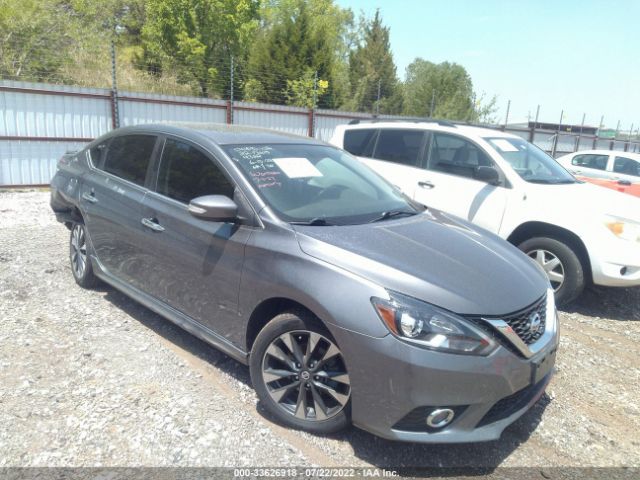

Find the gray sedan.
xmin=50 ymin=124 xmax=558 ymax=442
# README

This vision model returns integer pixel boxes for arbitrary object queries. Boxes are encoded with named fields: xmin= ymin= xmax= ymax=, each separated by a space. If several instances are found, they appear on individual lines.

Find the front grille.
xmin=502 ymin=296 xmax=547 ymax=345
xmin=476 ymin=373 xmax=550 ymax=428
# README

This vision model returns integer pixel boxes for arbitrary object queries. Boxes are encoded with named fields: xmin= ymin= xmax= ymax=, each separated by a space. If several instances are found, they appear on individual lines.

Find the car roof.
xmin=106 ymin=123 xmax=327 ymax=146
xmin=562 ymin=149 xmax=640 ymax=159
xmin=340 ymin=121 xmax=518 ymax=140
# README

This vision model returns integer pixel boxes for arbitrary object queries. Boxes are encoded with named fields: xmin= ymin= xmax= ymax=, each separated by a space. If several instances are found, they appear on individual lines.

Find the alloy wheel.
xmin=528 ymin=248 xmax=565 ymax=292
xmin=70 ymin=224 xmax=87 ymax=279
xmin=261 ymin=330 xmax=350 ymax=421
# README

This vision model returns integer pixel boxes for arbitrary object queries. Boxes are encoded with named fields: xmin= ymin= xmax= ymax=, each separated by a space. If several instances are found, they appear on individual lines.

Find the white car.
xmin=556 ymin=149 xmax=640 ymax=183
xmin=330 ymin=121 xmax=640 ymax=304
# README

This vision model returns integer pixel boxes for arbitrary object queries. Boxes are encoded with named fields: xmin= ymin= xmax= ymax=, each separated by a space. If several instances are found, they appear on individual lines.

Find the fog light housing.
xmin=426 ymin=408 xmax=455 ymax=428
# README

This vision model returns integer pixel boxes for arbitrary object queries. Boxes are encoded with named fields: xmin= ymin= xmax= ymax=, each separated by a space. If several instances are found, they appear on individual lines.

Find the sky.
xmin=336 ymin=0 xmax=640 ymax=132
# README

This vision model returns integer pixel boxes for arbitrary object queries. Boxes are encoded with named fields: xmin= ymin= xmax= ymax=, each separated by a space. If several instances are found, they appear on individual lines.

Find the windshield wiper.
xmin=527 ymin=178 xmax=575 ymax=184
xmin=290 ymin=217 xmax=336 ymax=226
xmin=368 ymin=210 xmax=418 ymax=223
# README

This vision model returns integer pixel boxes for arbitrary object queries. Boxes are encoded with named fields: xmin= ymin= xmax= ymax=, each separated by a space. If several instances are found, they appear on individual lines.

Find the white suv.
xmin=330 ymin=121 xmax=640 ymax=304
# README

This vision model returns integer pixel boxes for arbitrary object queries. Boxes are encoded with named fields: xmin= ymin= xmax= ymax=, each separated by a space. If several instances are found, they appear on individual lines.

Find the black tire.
xmin=518 ymin=236 xmax=585 ymax=305
xmin=250 ymin=311 xmax=351 ymax=434
xmin=69 ymin=222 xmax=99 ymax=289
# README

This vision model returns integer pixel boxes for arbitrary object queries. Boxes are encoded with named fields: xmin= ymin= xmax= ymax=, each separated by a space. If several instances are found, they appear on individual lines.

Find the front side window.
xmin=427 ymin=133 xmax=493 ymax=180
xmin=373 ymin=129 xmax=425 ymax=166
xmin=572 ymin=154 xmax=608 ymax=170
xmin=485 ymin=137 xmax=576 ymax=184
xmin=613 ymin=156 xmax=640 ymax=177
xmin=223 ymin=143 xmax=420 ymax=224
xmin=102 ymin=135 xmax=157 ymax=186
xmin=157 ymin=139 xmax=234 ymax=203
xmin=343 ymin=128 xmax=377 ymax=157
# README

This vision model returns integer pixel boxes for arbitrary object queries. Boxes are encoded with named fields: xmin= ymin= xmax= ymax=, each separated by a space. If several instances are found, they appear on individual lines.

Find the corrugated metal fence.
xmin=1 ymin=79 xmax=639 ymax=186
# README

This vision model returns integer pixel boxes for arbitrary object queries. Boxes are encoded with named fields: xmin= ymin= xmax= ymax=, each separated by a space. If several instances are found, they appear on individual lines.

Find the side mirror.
xmin=188 ymin=195 xmax=238 ymax=221
xmin=474 ymin=166 xmax=501 ymax=185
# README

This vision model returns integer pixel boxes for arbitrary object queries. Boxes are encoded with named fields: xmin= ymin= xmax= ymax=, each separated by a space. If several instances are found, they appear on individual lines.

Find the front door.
xmin=140 ymin=137 xmax=252 ymax=338
xmin=413 ymin=132 xmax=508 ymax=234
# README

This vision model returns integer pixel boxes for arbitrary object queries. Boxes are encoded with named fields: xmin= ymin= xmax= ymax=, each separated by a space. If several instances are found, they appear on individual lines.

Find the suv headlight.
xmin=605 ymin=215 xmax=640 ymax=242
xmin=371 ymin=291 xmax=497 ymax=356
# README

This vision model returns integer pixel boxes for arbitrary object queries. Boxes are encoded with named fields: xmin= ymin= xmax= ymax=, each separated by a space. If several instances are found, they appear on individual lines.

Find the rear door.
xmin=349 ymin=128 xmax=429 ymax=194
xmin=412 ymin=132 xmax=508 ymax=233
xmin=80 ymin=134 xmax=159 ymax=290
xmin=140 ymin=136 xmax=253 ymax=336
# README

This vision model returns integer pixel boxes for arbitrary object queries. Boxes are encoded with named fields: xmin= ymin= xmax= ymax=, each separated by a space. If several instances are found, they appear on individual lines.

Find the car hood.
xmin=294 ymin=210 xmax=548 ymax=316
xmin=526 ymin=181 xmax=640 ymax=222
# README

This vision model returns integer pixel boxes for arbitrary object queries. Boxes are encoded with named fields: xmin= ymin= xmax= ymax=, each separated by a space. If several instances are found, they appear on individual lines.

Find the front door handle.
xmin=82 ymin=192 xmax=97 ymax=203
xmin=141 ymin=217 xmax=165 ymax=232
xmin=418 ymin=180 xmax=435 ymax=189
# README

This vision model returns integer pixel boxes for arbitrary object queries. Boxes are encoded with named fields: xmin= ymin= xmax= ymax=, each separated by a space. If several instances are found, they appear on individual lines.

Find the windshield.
xmin=223 ymin=143 xmax=421 ymax=225
xmin=484 ymin=137 xmax=576 ymax=184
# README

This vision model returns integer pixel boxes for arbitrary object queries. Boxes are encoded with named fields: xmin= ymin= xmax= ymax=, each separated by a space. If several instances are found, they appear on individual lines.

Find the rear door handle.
xmin=82 ymin=192 xmax=97 ymax=203
xmin=418 ymin=180 xmax=435 ymax=189
xmin=141 ymin=217 xmax=165 ymax=232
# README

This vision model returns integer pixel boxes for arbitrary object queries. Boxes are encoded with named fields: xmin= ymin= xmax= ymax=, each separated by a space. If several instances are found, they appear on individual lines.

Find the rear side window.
xmin=88 ymin=142 xmax=108 ymax=167
xmin=343 ymin=129 xmax=377 ymax=157
xmin=373 ymin=129 xmax=425 ymax=166
xmin=427 ymin=133 xmax=492 ymax=179
xmin=571 ymin=154 xmax=608 ymax=170
xmin=613 ymin=156 xmax=640 ymax=177
xmin=102 ymin=135 xmax=157 ymax=186
xmin=157 ymin=138 xmax=235 ymax=203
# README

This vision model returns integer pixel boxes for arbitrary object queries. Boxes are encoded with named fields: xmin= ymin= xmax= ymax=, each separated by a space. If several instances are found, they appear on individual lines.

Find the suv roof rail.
xmin=347 ymin=117 xmax=457 ymax=128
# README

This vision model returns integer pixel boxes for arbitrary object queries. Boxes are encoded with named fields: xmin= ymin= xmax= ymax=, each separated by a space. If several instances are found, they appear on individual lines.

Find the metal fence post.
xmin=529 ymin=105 xmax=539 ymax=142
xmin=551 ymin=109 xmax=563 ymax=157
xmin=502 ymin=99 xmax=510 ymax=131
xmin=110 ymin=40 xmax=120 ymax=129
xmin=576 ymin=113 xmax=585 ymax=152
xmin=309 ymin=70 xmax=318 ymax=137
xmin=229 ymin=55 xmax=234 ymax=125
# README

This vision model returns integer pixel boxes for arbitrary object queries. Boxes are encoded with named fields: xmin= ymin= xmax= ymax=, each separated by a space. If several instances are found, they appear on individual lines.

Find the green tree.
xmin=346 ymin=9 xmax=401 ymax=114
xmin=141 ymin=0 xmax=260 ymax=97
xmin=245 ymin=0 xmax=352 ymax=107
xmin=402 ymin=58 xmax=494 ymax=122
xmin=0 ymin=0 xmax=75 ymax=81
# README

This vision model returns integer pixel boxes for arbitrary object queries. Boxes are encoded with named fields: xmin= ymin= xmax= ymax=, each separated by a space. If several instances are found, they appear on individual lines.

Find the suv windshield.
xmin=223 ymin=143 xmax=421 ymax=225
xmin=484 ymin=137 xmax=576 ymax=184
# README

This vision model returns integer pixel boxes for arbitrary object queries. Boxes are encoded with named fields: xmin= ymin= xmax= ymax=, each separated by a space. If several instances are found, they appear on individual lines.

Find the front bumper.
xmin=587 ymin=234 xmax=640 ymax=287
xmin=334 ymin=313 xmax=558 ymax=443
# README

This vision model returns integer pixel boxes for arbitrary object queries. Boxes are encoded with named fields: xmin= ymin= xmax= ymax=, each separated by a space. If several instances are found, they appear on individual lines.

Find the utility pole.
xmin=375 ymin=79 xmax=381 ymax=116
xmin=110 ymin=39 xmax=119 ymax=129
xmin=576 ymin=112 xmax=585 ymax=151
xmin=552 ymin=109 xmax=563 ymax=157
xmin=310 ymin=70 xmax=318 ymax=138
xmin=529 ymin=104 xmax=540 ymax=142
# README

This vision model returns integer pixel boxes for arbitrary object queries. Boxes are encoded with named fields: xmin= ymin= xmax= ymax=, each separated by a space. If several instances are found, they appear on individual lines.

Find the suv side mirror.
xmin=188 ymin=195 xmax=238 ymax=221
xmin=474 ymin=166 xmax=501 ymax=185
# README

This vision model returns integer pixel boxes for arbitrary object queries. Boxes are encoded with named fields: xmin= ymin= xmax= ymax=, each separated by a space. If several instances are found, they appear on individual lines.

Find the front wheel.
xmin=250 ymin=311 xmax=351 ymax=434
xmin=518 ymin=236 xmax=585 ymax=305
xmin=69 ymin=222 xmax=99 ymax=289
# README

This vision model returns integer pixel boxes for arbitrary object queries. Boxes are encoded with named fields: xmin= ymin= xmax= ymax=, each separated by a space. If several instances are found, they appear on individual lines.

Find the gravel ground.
xmin=0 ymin=190 xmax=639 ymax=469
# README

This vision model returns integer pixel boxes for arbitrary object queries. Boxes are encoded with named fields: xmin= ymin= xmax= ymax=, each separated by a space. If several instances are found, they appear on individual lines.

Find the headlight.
xmin=371 ymin=292 xmax=497 ymax=356
xmin=605 ymin=215 xmax=640 ymax=242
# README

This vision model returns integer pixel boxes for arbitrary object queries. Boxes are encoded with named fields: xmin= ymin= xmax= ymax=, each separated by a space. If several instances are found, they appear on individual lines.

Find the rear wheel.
xmin=518 ymin=236 xmax=585 ymax=305
xmin=250 ymin=311 xmax=351 ymax=434
xmin=69 ymin=222 xmax=99 ymax=289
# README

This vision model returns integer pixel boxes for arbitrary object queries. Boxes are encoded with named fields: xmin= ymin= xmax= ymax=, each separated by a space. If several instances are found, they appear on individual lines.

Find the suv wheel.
xmin=250 ymin=311 xmax=351 ymax=434
xmin=70 ymin=222 xmax=99 ymax=289
xmin=518 ymin=236 xmax=585 ymax=305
